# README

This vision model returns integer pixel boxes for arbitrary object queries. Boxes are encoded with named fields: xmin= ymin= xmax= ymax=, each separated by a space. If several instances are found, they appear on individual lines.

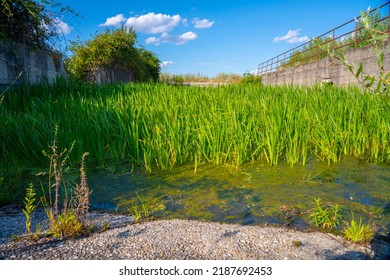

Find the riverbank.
xmin=1 ymin=208 xmax=388 ymax=260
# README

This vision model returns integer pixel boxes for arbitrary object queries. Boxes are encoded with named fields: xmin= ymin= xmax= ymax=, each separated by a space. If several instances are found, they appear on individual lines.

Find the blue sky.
xmin=56 ymin=0 xmax=385 ymax=77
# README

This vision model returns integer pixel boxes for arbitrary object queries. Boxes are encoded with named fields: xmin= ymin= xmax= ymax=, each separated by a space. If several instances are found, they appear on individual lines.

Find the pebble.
xmin=0 ymin=208 xmax=388 ymax=260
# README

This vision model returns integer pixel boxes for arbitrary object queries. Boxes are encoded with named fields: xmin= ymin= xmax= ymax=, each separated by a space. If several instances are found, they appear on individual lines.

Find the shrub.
xmin=240 ymin=73 xmax=262 ymax=84
xmin=65 ymin=28 xmax=160 ymax=83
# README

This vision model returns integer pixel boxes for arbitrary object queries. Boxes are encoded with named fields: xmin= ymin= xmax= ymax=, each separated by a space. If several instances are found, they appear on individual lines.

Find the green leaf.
xmin=355 ymin=63 xmax=363 ymax=78
xmin=365 ymin=76 xmax=375 ymax=88
xmin=371 ymin=34 xmax=390 ymax=42
xmin=377 ymin=52 xmax=384 ymax=67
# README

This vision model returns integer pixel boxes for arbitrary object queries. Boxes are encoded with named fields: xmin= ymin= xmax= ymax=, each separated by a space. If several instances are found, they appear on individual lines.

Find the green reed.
xmin=1 ymin=82 xmax=389 ymax=172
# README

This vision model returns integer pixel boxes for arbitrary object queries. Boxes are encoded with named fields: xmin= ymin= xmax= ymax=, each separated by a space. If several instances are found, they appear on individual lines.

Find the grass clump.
xmin=305 ymin=198 xmax=378 ymax=244
xmin=343 ymin=217 xmax=374 ymax=244
xmin=47 ymin=209 xmax=84 ymax=238
xmin=130 ymin=191 xmax=153 ymax=222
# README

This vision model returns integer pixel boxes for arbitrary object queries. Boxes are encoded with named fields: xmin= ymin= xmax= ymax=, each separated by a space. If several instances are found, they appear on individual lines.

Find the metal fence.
xmin=257 ymin=2 xmax=390 ymax=76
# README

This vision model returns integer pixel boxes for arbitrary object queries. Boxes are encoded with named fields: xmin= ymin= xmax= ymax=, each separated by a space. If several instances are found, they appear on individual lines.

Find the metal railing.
xmin=257 ymin=2 xmax=390 ymax=76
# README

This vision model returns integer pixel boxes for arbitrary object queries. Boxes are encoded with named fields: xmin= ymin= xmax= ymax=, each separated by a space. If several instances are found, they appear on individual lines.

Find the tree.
xmin=0 ymin=0 xmax=77 ymax=49
xmin=65 ymin=28 xmax=160 ymax=83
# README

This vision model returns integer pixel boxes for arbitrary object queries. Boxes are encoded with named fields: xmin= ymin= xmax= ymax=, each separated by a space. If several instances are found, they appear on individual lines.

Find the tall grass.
xmin=1 ymin=82 xmax=389 ymax=172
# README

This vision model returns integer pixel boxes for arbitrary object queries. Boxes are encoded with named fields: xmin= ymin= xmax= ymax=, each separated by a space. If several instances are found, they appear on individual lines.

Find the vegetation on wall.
xmin=65 ymin=28 xmax=160 ymax=83
xmin=0 ymin=0 xmax=77 ymax=49
xmin=280 ymin=9 xmax=389 ymax=69
xmin=314 ymin=9 xmax=390 ymax=94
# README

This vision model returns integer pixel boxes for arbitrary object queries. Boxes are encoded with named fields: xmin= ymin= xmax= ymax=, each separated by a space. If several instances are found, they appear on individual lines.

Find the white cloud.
xmin=286 ymin=36 xmax=309 ymax=43
xmin=160 ymin=61 xmax=174 ymax=68
xmin=192 ymin=17 xmax=215 ymax=29
xmin=125 ymin=13 xmax=181 ymax=34
xmin=273 ymin=29 xmax=308 ymax=44
xmin=53 ymin=18 xmax=73 ymax=35
xmin=99 ymin=14 xmax=126 ymax=27
xmin=146 ymin=31 xmax=198 ymax=45
xmin=178 ymin=31 xmax=197 ymax=42
xmin=273 ymin=30 xmax=299 ymax=42
xmin=146 ymin=36 xmax=159 ymax=44
xmin=197 ymin=62 xmax=211 ymax=66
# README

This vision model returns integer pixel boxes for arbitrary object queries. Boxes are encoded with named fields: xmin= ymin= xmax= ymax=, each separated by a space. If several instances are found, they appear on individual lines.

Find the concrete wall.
xmin=87 ymin=67 xmax=135 ymax=85
xmin=0 ymin=40 xmax=67 ymax=87
xmin=261 ymin=43 xmax=390 ymax=86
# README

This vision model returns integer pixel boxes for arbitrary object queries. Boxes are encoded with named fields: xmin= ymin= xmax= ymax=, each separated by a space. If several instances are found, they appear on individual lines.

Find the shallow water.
xmin=88 ymin=156 xmax=390 ymax=233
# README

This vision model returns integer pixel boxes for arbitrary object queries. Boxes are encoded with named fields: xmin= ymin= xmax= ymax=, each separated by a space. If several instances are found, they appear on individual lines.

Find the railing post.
xmin=354 ymin=20 xmax=358 ymax=49
xmin=332 ymin=30 xmax=335 ymax=49
xmin=291 ymin=50 xmax=294 ymax=66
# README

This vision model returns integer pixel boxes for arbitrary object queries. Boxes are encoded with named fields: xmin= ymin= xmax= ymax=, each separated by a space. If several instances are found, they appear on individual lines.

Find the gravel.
xmin=0 ymin=207 xmax=388 ymax=260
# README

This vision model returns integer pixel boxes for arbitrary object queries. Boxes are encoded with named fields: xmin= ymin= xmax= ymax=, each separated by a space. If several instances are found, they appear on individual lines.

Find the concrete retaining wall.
xmin=0 ymin=40 xmax=67 ymax=86
xmin=261 ymin=43 xmax=390 ymax=86
xmin=87 ymin=67 xmax=135 ymax=85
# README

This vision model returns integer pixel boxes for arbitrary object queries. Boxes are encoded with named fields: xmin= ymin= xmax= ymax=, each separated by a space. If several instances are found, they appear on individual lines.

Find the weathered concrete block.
xmin=0 ymin=40 xmax=67 ymax=86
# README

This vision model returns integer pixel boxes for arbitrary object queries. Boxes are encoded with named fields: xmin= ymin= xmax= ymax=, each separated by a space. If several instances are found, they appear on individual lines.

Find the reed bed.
xmin=1 ymin=82 xmax=389 ymax=172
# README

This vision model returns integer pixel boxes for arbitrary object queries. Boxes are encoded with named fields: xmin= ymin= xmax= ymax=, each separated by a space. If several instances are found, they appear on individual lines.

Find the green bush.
xmin=65 ymin=28 xmax=160 ymax=83
xmin=240 ymin=73 xmax=262 ymax=84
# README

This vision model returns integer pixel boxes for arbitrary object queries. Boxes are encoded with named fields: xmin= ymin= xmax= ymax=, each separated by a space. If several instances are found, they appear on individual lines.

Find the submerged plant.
xmin=279 ymin=205 xmax=300 ymax=226
xmin=302 ymin=171 xmax=322 ymax=183
xmin=309 ymin=198 xmax=343 ymax=229
xmin=130 ymin=191 xmax=152 ymax=222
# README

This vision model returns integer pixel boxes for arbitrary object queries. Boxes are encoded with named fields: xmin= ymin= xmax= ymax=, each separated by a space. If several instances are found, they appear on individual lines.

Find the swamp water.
xmin=88 ymin=156 xmax=390 ymax=234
